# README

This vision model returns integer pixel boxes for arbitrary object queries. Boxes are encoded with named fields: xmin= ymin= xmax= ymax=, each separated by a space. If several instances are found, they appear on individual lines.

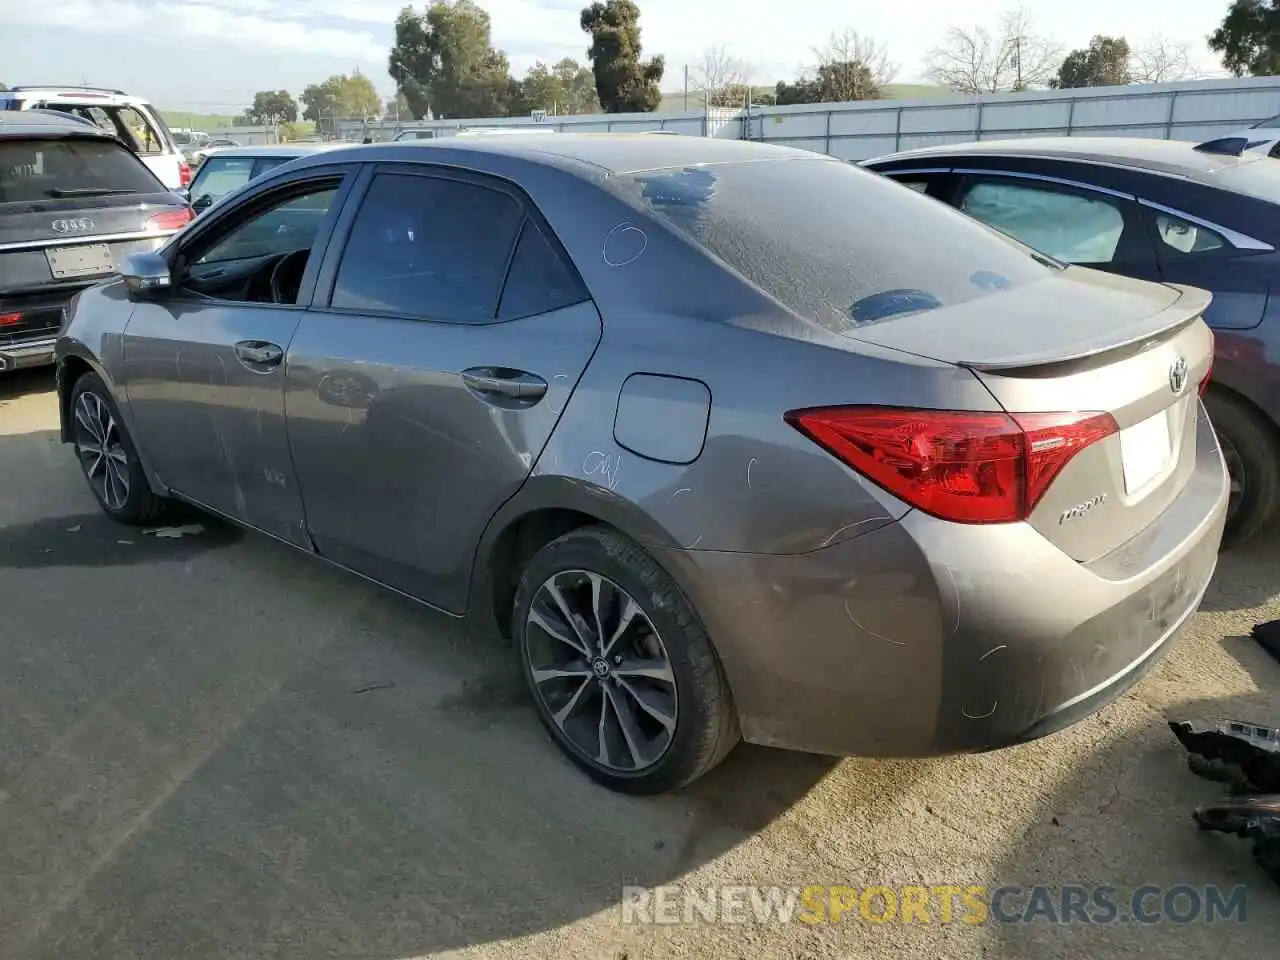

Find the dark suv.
xmin=865 ymin=137 xmax=1280 ymax=546
xmin=0 ymin=110 xmax=193 ymax=371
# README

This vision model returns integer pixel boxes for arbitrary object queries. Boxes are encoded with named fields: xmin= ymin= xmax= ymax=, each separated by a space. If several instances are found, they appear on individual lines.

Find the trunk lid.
xmin=850 ymin=268 xmax=1215 ymax=562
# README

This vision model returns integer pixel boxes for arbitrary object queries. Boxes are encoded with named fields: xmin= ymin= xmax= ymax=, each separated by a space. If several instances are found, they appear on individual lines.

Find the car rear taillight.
xmin=786 ymin=406 xmax=1118 ymax=524
xmin=179 ymin=160 xmax=192 ymax=187
xmin=0 ymin=312 xmax=21 ymax=327
xmin=145 ymin=208 xmax=195 ymax=232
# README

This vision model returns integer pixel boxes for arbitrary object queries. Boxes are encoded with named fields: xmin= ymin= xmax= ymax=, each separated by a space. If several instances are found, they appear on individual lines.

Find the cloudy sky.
xmin=0 ymin=0 xmax=1233 ymax=113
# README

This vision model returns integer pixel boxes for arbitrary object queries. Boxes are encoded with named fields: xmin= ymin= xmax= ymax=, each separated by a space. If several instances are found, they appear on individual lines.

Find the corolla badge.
xmin=1169 ymin=355 xmax=1189 ymax=396
xmin=51 ymin=217 xmax=95 ymax=234
xmin=1060 ymin=493 xmax=1107 ymax=524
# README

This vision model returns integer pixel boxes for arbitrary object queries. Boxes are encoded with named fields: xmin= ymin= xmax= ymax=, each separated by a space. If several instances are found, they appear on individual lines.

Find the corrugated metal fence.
xmin=340 ymin=77 xmax=1280 ymax=160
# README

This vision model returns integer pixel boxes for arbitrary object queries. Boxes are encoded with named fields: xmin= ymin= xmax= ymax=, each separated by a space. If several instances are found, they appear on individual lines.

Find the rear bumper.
xmin=0 ymin=335 xmax=57 ymax=371
xmin=656 ymin=402 xmax=1229 ymax=758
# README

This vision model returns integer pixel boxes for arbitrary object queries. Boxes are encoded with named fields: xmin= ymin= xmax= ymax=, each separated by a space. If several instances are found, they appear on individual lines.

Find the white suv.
xmin=0 ymin=86 xmax=191 ymax=190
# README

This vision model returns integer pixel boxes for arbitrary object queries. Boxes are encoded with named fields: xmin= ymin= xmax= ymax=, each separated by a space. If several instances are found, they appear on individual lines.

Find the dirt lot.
xmin=2 ymin=366 xmax=1279 ymax=959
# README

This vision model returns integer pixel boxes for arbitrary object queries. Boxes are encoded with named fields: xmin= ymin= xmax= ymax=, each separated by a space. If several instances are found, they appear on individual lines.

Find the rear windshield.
xmin=0 ymin=137 xmax=163 ymax=203
xmin=617 ymin=158 xmax=1057 ymax=329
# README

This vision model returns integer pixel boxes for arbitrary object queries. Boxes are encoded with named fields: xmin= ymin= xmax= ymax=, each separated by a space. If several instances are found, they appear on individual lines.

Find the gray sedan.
xmin=54 ymin=134 xmax=1226 ymax=793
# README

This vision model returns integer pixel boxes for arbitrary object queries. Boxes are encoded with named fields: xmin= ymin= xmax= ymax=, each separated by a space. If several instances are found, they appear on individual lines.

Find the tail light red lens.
xmin=786 ymin=406 xmax=1118 ymax=524
xmin=145 ymin=208 xmax=195 ymax=232
xmin=179 ymin=160 xmax=192 ymax=187
xmin=0 ymin=312 xmax=21 ymax=327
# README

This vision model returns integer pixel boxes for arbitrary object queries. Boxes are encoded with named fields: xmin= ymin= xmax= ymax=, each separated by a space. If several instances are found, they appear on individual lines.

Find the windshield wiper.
xmin=47 ymin=186 xmax=134 ymax=197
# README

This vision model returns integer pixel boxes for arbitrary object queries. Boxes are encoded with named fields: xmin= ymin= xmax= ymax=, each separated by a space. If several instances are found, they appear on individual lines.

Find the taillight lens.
xmin=786 ymin=406 xmax=1118 ymax=524
xmin=0 ymin=312 xmax=21 ymax=327
xmin=145 ymin=208 xmax=195 ymax=232
xmin=179 ymin=160 xmax=192 ymax=187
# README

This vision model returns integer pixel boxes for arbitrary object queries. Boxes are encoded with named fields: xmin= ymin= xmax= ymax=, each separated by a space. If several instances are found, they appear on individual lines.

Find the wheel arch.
xmin=469 ymin=474 xmax=687 ymax=641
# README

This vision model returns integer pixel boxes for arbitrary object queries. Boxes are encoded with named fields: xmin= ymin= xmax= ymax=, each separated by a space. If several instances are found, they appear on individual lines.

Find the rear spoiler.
xmin=957 ymin=284 xmax=1212 ymax=373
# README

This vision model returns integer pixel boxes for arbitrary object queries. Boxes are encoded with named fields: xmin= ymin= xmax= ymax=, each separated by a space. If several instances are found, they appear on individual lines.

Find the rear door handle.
xmin=461 ymin=368 xmax=548 ymax=401
xmin=234 ymin=340 xmax=283 ymax=367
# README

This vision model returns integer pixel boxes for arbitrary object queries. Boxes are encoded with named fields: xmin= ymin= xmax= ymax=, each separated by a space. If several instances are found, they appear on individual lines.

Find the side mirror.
xmin=121 ymin=251 xmax=173 ymax=296
xmin=191 ymin=193 xmax=213 ymax=213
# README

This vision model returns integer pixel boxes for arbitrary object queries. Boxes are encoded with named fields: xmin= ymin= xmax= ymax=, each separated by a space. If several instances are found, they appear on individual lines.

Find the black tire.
xmin=513 ymin=525 xmax=739 ymax=794
xmin=1204 ymin=389 xmax=1280 ymax=548
xmin=68 ymin=371 xmax=171 ymax=525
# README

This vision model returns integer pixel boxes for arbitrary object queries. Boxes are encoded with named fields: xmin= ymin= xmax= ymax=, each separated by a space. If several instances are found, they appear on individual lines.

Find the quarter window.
xmin=330 ymin=173 xmax=523 ymax=322
xmin=959 ymin=180 xmax=1126 ymax=264
xmin=1152 ymin=211 xmax=1225 ymax=256
xmin=498 ymin=221 xmax=588 ymax=320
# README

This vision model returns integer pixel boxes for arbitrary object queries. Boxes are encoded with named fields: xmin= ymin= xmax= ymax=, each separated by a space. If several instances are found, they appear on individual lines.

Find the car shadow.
xmin=1200 ymin=520 xmax=1280 ymax=613
xmin=985 ymin=628 xmax=1280 ymax=957
xmin=2 ymin=418 xmax=885 ymax=957
xmin=0 ymin=506 xmax=244 ymax=568
xmin=0 ymin=366 xmax=56 ymax=402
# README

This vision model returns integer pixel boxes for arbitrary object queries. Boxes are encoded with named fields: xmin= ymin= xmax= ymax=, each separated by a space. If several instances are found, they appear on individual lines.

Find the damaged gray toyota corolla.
xmin=54 ymin=134 xmax=1228 ymax=794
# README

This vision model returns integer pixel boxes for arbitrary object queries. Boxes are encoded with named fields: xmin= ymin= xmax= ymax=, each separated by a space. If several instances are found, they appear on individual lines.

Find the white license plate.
xmin=45 ymin=243 xmax=114 ymax=280
xmin=1120 ymin=410 xmax=1172 ymax=494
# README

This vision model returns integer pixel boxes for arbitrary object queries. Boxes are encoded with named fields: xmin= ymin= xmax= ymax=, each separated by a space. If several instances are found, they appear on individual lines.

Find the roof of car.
xmin=866 ymin=136 xmax=1272 ymax=183
xmin=3 ymin=86 xmax=149 ymax=106
xmin=0 ymin=109 xmax=116 ymax=138
xmin=311 ymin=133 xmax=822 ymax=175
xmin=199 ymin=143 xmax=344 ymax=159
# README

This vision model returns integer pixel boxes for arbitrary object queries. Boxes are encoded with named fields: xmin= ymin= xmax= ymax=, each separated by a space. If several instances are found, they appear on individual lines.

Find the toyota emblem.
xmin=51 ymin=217 xmax=95 ymax=234
xmin=1169 ymin=355 xmax=1189 ymax=396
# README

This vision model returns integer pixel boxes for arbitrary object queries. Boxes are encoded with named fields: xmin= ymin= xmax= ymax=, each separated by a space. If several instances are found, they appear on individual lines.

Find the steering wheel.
xmin=269 ymin=249 xmax=311 ymax=304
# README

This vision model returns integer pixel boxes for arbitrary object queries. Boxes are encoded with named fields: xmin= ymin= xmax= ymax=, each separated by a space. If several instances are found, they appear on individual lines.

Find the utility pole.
xmin=684 ymin=64 xmax=689 ymax=110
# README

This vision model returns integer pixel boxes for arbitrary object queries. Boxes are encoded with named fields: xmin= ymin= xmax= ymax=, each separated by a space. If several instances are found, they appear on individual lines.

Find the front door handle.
xmin=461 ymin=367 xmax=548 ymax=401
xmin=234 ymin=340 xmax=283 ymax=367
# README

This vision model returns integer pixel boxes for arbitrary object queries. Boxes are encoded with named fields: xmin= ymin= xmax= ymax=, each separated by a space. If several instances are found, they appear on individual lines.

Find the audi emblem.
xmin=1169 ymin=355 xmax=1189 ymax=396
xmin=51 ymin=217 xmax=95 ymax=234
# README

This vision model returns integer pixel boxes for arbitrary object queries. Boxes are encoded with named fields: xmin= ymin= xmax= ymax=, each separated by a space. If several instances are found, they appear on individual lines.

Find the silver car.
xmin=54 ymin=134 xmax=1227 ymax=794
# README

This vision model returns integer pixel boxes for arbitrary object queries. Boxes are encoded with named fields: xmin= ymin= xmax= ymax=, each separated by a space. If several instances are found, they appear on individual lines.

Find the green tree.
xmin=1052 ymin=35 xmax=1132 ymax=88
xmin=0 ymin=83 xmax=8 ymax=92
xmin=553 ymin=57 xmax=600 ymax=113
xmin=1209 ymin=0 xmax=1280 ymax=76
xmin=389 ymin=1 xmax=519 ymax=120
xmin=520 ymin=61 xmax=564 ymax=113
xmin=301 ymin=73 xmax=382 ymax=130
xmin=580 ymin=0 xmax=664 ymax=113
xmin=247 ymin=89 xmax=298 ymax=124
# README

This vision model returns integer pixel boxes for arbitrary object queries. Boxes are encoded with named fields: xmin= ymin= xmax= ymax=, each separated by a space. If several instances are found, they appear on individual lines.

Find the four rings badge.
xmin=51 ymin=218 xmax=95 ymax=234
xmin=1169 ymin=355 xmax=1189 ymax=396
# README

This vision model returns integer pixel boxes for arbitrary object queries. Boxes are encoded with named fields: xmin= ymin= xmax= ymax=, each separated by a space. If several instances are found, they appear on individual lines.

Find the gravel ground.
xmin=2 ymin=366 xmax=1278 ymax=959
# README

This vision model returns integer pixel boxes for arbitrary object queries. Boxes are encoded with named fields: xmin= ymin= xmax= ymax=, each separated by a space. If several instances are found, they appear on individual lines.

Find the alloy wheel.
xmin=73 ymin=390 xmax=130 ymax=511
xmin=524 ymin=569 xmax=678 ymax=773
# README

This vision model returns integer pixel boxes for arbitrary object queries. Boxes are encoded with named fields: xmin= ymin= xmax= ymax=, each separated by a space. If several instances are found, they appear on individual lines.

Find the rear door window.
xmin=0 ymin=138 xmax=163 ymax=202
xmin=618 ymin=158 xmax=1055 ymax=330
xmin=329 ymin=172 xmax=524 ymax=322
xmin=958 ymin=179 xmax=1131 ymax=265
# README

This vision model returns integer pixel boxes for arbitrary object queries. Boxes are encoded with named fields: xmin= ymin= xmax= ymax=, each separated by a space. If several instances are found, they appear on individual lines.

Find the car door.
xmin=120 ymin=165 xmax=358 ymax=544
xmin=1143 ymin=203 xmax=1272 ymax=331
xmin=950 ymin=171 xmax=1163 ymax=283
xmin=284 ymin=164 xmax=602 ymax=613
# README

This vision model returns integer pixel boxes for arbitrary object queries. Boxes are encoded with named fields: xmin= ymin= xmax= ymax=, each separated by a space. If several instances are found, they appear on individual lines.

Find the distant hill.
xmin=159 ymin=110 xmax=238 ymax=131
